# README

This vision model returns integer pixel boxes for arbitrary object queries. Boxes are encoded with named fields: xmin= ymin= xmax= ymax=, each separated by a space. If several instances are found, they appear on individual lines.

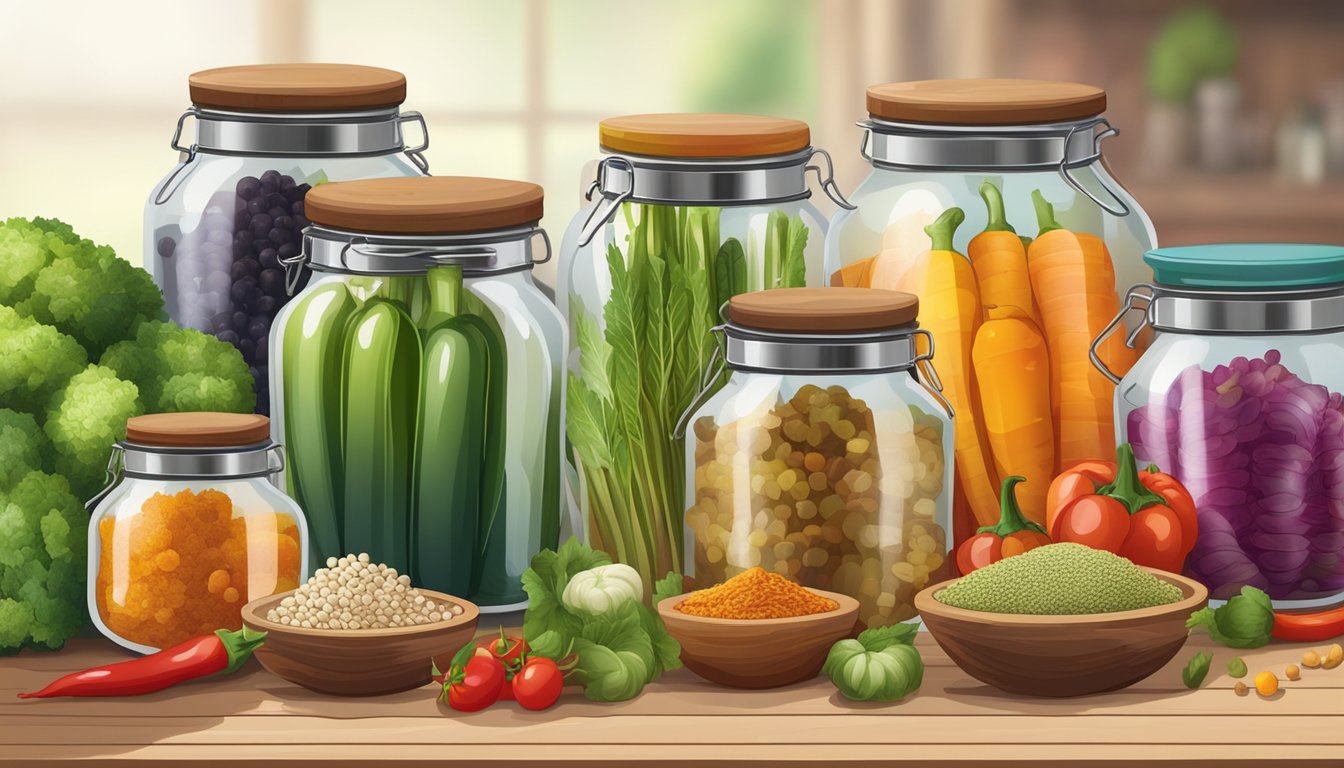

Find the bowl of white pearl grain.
xmin=240 ymin=553 xmax=479 ymax=696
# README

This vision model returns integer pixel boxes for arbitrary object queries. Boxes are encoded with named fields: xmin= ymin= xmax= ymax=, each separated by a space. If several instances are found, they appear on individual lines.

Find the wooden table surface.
xmin=2 ymin=633 xmax=1341 ymax=767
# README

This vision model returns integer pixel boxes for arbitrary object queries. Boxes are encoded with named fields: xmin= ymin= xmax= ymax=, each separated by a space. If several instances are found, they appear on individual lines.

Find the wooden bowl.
xmin=240 ymin=589 xmax=479 ymax=696
xmin=657 ymin=589 xmax=859 ymax=689
xmin=914 ymin=568 xmax=1208 ymax=698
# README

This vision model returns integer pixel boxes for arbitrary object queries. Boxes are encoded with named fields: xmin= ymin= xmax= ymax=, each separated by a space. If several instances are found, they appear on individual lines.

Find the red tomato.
xmin=1053 ymin=496 xmax=1130 ymax=553
xmin=476 ymin=632 xmax=530 ymax=668
xmin=956 ymin=533 xmax=1003 ymax=575
xmin=1138 ymin=468 xmax=1199 ymax=554
xmin=511 ymin=656 xmax=564 ymax=711
xmin=1121 ymin=505 xmax=1187 ymax=573
xmin=1045 ymin=461 xmax=1115 ymax=536
xmin=446 ymin=656 xmax=506 ymax=713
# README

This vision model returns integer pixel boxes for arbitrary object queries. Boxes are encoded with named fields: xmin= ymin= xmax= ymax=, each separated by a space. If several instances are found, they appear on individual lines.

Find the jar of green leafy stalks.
xmin=270 ymin=177 xmax=566 ymax=611
xmin=559 ymin=113 xmax=852 ymax=591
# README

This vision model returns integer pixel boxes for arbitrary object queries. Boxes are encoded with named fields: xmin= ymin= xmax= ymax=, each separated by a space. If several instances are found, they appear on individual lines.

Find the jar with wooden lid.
xmin=559 ymin=113 xmax=853 ymax=593
xmin=87 ymin=413 xmax=307 ymax=654
xmin=680 ymin=288 xmax=955 ymax=628
xmin=269 ymin=176 xmax=565 ymax=612
xmin=145 ymin=64 xmax=432 ymax=414
xmin=826 ymin=79 xmax=1156 ymax=547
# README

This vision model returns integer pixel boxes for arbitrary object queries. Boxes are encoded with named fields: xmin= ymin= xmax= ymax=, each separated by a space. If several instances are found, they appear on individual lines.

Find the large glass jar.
xmin=1097 ymin=244 xmax=1344 ymax=608
xmin=826 ymin=79 xmax=1156 ymax=546
xmin=683 ymin=288 xmax=955 ymax=628
xmin=145 ymin=64 xmax=430 ymax=414
xmin=270 ymin=177 xmax=565 ymax=612
xmin=560 ymin=113 xmax=851 ymax=591
xmin=87 ymin=413 xmax=307 ymax=654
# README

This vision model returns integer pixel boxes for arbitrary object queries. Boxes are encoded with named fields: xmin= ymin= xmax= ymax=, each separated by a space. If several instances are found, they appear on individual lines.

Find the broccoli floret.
xmin=0 ymin=305 xmax=88 ymax=414
xmin=0 ymin=471 xmax=87 ymax=651
xmin=0 ymin=218 xmax=65 ymax=306
xmin=16 ymin=234 xmax=163 ymax=358
xmin=44 ymin=365 xmax=141 ymax=502
xmin=0 ymin=409 xmax=49 ymax=490
xmin=101 ymin=320 xmax=255 ymax=414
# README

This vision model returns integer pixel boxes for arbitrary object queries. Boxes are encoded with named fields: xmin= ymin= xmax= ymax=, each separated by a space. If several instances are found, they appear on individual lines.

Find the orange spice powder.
xmin=676 ymin=567 xmax=839 ymax=619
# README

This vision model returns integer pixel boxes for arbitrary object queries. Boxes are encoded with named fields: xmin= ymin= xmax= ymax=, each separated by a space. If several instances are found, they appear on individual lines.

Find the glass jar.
xmin=1096 ymin=245 xmax=1344 ymax=608
xmin=826 ymin=79 xmax=1156 ymax=545
xmin=270 ymin=177 xmax=565 ymax=612
xmin=87 ymin=413 xmax=307 ymax=654
xmin=682 ymin=288 xmax=955 ymax=628
xmin=560 ymin=113 xmax=852 ymax=591
xmin=145 ymin=64 xmax=430 ymax=414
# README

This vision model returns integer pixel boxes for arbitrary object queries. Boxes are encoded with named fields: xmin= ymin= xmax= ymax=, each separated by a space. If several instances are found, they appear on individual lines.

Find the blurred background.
xmin=2 ymin=0 xmax=1342 ymax=288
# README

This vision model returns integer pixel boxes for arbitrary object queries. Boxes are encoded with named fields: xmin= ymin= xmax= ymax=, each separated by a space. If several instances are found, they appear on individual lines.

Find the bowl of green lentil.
xmin=914 ymin=543 xmax=1208 ymax=697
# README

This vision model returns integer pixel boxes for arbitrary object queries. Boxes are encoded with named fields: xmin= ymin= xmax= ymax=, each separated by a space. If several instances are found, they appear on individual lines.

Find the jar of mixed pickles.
xmin=145 ymin=64 xmax=430 ymax=414
xmin=825 ymin=79 xmax=1156 ymax=545
xmin=1096 ymin=245 xmax=1344 ymax=608
xmin=681 ymin=288 xmax=955 ymax=628
xmin=560 ymin=113 xmax=852 ymax=592
xmin=270 ymin=176 xmax=565 ymax=612
xmin=87 ymin=413 xmax=307 ymax=654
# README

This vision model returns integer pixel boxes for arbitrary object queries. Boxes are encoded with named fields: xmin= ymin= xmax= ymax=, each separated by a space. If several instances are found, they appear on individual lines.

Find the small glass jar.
xmin=270 ymin=177 xmax=566 ymax=612
xmin=145 ymin=64 xmax=430 ymax=414
xmin=682 ymin=288 xmax=955 ymax=628
xmin=1095 ymin=244 xmax=1344 ymax=607
xmin=560 ymin=113 xmax=852 ymax=591
xmin=87 ymin=413 xmax=307 ymax=654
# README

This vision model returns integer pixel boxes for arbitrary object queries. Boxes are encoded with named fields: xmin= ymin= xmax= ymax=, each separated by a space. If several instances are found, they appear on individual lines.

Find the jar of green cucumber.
xmin=680 ymin=288 xmax=955 ymax=628
xmin=269 ymin=177 xmax=566 ymax=611
xmin=559 ymin=114 xmax=852 ymax=591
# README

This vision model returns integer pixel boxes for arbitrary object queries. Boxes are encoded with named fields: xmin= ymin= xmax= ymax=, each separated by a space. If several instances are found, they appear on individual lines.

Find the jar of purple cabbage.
xmin=1092 ymin=244 xmax=1344 ymax=607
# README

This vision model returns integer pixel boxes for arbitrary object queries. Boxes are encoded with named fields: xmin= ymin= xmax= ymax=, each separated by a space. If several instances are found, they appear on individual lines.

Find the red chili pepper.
xmin=1272 ymin=606 xmax=1344 ymax=643
xmin=18 ymin=627 xmax=266 ymax=699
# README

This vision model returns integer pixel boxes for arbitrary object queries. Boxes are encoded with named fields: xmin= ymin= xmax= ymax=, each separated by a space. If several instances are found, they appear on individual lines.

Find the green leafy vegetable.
xmin=522 ymin=538 xmax=681 ymax=701
xmin=1227 ymin=657 xmax=1247 ymax=678
xmin=568 ymin=204 xmax=810 ymax=590
xmin=822 ymin=623 xmax=923 ymax=702
xmin=1185 ymin=586 xmax=1275 ymax=649
xmin=1182 ymin=651 xmax=1213 ymax=689
xmin=653 ymin=571 xmax=684 ymax=606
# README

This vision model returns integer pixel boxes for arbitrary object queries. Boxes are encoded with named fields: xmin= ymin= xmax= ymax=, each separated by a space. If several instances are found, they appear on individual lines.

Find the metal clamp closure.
xmin=860 ymin=116 xmax=1131 ymax=217
xmin=290 ymin=226 xmax=549 ymax=294
xmin=84 ymin=442 xmax=287 ymax=512
xmin=152 ymin=108 xmax=201 ymax=206
xmin=576 ymin=147 xmax=841 ymax=247
xmin=398 ymin=110 xmax=430 ymax=173
xmin=1090 ymin=283 xmax=1155 ymax=384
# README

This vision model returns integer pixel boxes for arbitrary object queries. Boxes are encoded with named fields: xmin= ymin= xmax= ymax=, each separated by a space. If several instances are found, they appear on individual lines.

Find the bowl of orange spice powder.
xmin=657 ymin=567 xmax=859 ymax=689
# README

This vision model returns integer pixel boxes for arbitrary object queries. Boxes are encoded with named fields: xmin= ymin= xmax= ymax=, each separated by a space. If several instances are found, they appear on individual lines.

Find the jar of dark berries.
xmin=145 ymin=64 xmax=430 ymax=414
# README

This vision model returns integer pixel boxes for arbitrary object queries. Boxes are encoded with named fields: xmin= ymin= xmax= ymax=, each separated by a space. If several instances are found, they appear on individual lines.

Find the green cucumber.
xmin=280 ymin=281 xmax=356 ymax=567
xmin=341 ymin=297 xmax=421 ymax=573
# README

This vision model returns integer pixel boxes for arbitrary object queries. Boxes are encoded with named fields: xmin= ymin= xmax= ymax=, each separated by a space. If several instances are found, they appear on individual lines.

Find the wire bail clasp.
xmin=152 ymin=108 xmax=201 ymax=206
xmin=85 ymin=445 xmax=126 ymax=512
xmin=1090 ymin=283 xmax=1156 ymax=384
xmin=1059 ymin=118 xmax=1130 ymax=217
xmin=913 ymin=329 xmax=955 ymax=419
xmin=672 ymin=326 xmax=729 ymax=440
xmin=807 ymin=148 xmax=856 ymax=210
xmin=399 ymin=111 xmax=430 ymax=173
xmin=577 ymin=156 xmax=635 ymax=247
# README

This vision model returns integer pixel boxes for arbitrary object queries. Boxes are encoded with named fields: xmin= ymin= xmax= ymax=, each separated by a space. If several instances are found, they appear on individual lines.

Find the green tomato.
xmin=823 ymin=638 xmax=924 ymax=702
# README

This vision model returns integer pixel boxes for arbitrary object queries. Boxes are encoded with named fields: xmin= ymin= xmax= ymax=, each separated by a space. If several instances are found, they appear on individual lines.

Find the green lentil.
xmin=935 ymin=543 xmax=1183 ymax=615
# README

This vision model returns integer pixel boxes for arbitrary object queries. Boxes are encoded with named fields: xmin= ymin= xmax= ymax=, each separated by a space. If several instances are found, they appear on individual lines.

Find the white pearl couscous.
xmin=266 ymin=553 xmax=463 ymax=630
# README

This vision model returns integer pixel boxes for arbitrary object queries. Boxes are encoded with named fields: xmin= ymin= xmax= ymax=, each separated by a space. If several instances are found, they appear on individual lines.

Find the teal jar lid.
xmin=1144 ymin=244 xmax=1344 ymax=289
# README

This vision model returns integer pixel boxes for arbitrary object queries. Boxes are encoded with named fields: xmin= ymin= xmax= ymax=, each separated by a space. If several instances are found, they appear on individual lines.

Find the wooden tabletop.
xmin=2 ymin=633 xmax=1341 ymax=767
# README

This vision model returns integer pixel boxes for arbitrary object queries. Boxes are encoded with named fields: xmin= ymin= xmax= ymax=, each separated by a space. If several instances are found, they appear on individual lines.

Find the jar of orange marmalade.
xmin=87 ymin=412 xmax=307 ymax=653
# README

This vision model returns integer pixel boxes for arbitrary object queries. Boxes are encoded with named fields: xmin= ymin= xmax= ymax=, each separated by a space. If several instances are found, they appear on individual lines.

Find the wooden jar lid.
xmin=126 ymin=413 xmax=270 ymax=447
xmin=305 ymin=177 xmax=544 ymax=235
xmin=728 ymin=288 xmax=919 ymax=333
xmin=188 ymin=64 xmax=407 ymax=112
xmin=867 ymin=79 xmax=1106 ymax=125
xmin=599 ymin=113 xmax=811 ymax=158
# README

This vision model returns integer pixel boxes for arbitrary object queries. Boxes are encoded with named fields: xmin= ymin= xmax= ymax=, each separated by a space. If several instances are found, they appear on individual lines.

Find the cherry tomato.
xmin=955 ymin=533 xmax=1003 ymax=575
xmin=446 ymin=655 xmax=506 ymax=713
xmin=1053 ymin=496 xmax=1130 ymax=553
xmin=476 ymin=630 xmax=529 ymax=668
xmin=511 ymin=656 xmax=563 ymax=711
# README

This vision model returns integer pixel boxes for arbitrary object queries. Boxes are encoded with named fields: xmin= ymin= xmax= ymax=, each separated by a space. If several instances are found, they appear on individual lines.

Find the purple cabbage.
xmin=1127 ymin=349 xmax=1344 ymax=601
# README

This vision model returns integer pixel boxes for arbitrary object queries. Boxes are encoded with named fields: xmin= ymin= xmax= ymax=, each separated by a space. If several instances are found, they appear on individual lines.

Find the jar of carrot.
xmin=87 ymin=413 xmax=307 ymax=653
xmin=826 ymin=79 xmax=1156 ymax=548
